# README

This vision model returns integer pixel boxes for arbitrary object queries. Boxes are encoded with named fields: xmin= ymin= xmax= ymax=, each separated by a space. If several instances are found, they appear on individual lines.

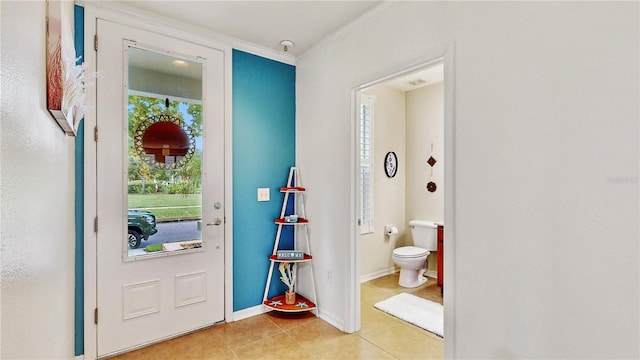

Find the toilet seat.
xmin=393 ymin=246 xmax=429 ymax=258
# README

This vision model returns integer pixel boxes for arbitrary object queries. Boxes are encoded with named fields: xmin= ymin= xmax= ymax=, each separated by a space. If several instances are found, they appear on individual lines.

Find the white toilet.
xmin=392 ymin=220 xmax=438 ymax=288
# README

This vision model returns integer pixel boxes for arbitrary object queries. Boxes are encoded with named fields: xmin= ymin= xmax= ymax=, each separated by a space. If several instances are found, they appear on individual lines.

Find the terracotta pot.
xmin=285 ymin=291 xmax=296 ymax=305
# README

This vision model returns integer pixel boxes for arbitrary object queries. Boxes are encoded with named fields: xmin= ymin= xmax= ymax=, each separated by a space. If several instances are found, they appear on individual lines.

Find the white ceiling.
xmin=116 ymin=0 xmax=384 ymax=57
xmin=382 ymin=64 xmax=444 ymax=92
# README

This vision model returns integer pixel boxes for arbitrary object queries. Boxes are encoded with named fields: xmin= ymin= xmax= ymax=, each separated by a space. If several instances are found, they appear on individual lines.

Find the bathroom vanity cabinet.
xmin=437 ymin=225 xmax=444 ymax=292
xmin=262 ymin=167 xmax=318 ymax=314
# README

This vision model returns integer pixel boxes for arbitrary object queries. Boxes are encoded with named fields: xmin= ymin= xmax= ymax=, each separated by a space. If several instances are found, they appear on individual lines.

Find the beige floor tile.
xmin=151 ymin=326 xmax=230 ymax=358
xmin=109 ymin=345 xmax=157 ymax=360
xmin=154 ymin=340 xmax=234 ymax=360
xmin=410 ymin=283 xmax=443 ymax=305
xmin=207 ymin=350 xmax=240 ymax=360
xmin=313 ymin=335 xmax=395 ymax=360
xmin=264 ymin=309 xmax=317 ymax=331
xmin=361 ymin=283 xmax=393 ymax=307
xmin=366 ymin=273 xmax=403 ymax=292
xmin=233 ymin=333 xmax=314 ymax=360
xmin=107 ymin=273 xmax=443 ymax=360
xmin=358 ymin=318 xmax=443 ymax=360
xmin=220 ymin=314 xmax=284 ymax=348
xmin=285 ymin=318 xmax=357 ymax=356
xmin=361 ymin=304 xmax=403 ymax=332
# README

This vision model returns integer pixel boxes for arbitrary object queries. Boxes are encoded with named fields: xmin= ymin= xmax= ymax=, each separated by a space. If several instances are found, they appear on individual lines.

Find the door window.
xmin=126 ymin=46 xmax=204 ymax=258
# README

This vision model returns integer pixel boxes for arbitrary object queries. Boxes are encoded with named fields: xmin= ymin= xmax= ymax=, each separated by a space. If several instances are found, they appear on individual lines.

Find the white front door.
xmin=95 ymin=19 xmax=225 ymax=357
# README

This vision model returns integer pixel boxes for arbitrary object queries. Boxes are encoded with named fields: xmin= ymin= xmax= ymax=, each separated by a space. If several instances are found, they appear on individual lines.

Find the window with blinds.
xmin=360 ymin=95 xmax=374 ymax=234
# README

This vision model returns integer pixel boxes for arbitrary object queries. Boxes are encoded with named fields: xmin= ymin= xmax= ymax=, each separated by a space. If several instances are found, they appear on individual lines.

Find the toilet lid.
xmin=393 ymin=246 xmax=429 ymax=258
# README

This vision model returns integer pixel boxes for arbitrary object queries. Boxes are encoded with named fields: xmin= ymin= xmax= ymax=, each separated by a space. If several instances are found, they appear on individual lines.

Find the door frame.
xmin=346 ymin=42 xmax=456 ymax=357
xmin=82 ymin=5 xmax=236 ymax=359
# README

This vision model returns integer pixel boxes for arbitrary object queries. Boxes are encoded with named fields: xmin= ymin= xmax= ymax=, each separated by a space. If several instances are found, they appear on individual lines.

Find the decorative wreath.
xmin=133 ymin=114 xmax=196 ymax=170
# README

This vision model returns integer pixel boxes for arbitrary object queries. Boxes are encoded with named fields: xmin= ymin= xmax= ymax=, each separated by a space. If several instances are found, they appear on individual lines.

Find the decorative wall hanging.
xmin=427 ymin=181 xmax=437 ymax=192
xmin=133 ymin=114 xmax=196 ymax=170
xmin=384 ymin=151 xmax=398 ymax=178
xmin=426 ymin=143 xmax=437 ymax=192
xmin=46 ymin=0 xmax=86 ymax=136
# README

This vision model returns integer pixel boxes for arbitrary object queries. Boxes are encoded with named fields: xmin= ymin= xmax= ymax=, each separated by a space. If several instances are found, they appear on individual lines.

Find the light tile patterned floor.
xmin=109 ymin=273 xmax=443 ymax=359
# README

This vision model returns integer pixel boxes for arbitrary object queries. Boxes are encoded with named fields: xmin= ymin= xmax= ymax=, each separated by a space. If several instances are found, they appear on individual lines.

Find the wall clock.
xmin=384 ymin=151 xmax=398 ymax=178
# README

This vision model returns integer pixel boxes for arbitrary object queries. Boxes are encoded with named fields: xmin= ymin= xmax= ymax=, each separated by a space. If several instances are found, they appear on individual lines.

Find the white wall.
xmin=406 ymin=82 xmax=444 ymax=225
xmin=360 ymin=86 xmax=406 ymax=279
xmin=1 ymin=1 xmax=76 ymax=358
xmin=296 ymin=2 xmax=638 ymax=358
xmin=406 ymin=81 xmax=444 ymax=274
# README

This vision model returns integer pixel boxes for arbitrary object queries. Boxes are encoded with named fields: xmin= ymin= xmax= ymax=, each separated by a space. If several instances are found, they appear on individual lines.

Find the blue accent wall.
xmin=232 ymin=50 xmax=296 ymax=311
xmin=74 ymin=4 xmax=85 ymax=356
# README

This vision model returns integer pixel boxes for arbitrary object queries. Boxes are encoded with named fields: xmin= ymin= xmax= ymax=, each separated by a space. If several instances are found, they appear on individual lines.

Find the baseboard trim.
xmin=231 ymin=304 xmax=264 ymax=322
xmin=318 ymin=309 xmax=344 ymax=331
xmin=360 ymin=268 xmax=438 ymax=283
xmin=360 ymin=267 xmax=398 ymax=283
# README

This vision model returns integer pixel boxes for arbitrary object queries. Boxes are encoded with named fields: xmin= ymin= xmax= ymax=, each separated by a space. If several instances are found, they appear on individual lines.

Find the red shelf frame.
xmin=263 ymin=294 xmax=317 ymax=312
xmin=280 ymin=186 xmax=306 ymax=192
xmin=275 ymin=218 xmax=309 ymax=224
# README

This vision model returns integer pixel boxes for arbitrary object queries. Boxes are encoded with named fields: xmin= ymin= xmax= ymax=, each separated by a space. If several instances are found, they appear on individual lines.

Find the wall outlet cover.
xmin=257 ymin=187 xmax=270 ymax=202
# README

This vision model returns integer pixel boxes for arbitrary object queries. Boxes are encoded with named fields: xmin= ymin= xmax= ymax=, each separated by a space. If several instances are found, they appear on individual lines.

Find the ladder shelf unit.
xmin=262 ymin=167 xmax=318 ymax=314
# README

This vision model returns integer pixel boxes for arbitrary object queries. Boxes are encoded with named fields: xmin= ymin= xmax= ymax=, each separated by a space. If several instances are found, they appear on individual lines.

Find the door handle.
xmin=207 ymin=218 xmax=222 ymax=226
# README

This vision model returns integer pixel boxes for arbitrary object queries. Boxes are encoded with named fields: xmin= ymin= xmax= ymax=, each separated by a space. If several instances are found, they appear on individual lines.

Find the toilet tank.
xmin=409 ymin=220 xmax=438 ymax=251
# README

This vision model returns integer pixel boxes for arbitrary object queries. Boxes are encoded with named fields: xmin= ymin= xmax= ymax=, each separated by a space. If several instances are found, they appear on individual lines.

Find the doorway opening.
xmin=349 ymin=47 xmax=455 ymax=356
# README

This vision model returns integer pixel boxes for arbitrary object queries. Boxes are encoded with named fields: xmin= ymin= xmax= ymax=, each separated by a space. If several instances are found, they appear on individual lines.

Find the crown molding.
xmin=77 ymin=0 xmax=296 ymax=65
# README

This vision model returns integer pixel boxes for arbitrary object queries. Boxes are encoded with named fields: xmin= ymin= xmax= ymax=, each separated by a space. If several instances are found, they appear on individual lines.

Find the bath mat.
xmin=374 ymin=293 xmax=443 ymax=338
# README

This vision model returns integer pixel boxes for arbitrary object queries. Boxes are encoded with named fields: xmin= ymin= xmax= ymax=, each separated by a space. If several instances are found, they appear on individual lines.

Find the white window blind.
xmin=360 ymin=95 xmax=374 ymax=234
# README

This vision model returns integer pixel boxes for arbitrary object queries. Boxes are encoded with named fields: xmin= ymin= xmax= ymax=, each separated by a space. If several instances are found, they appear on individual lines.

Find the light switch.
xmin=257 ymin=188 xmax=270 ymax=202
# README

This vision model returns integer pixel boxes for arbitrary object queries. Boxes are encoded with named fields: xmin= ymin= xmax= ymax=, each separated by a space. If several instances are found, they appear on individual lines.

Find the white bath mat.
xmin=374 ymin=292 xmax=443 ymax=338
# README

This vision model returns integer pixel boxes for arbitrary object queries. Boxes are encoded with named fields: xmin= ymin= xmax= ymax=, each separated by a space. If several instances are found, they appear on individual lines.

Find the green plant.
xmin=128 ymin=181 xmax=143 ymax=194
xmin=144 ymin=244 xmax=164 ymax=252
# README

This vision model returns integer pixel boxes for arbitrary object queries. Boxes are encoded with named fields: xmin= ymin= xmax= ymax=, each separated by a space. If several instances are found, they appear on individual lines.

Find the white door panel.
xmin=96 ymin=19 xmax=224 ymax=357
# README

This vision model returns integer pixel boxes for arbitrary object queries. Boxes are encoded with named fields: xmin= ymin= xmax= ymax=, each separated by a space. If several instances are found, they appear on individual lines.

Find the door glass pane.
xmin=126 ymin=46 xmax=204 ymax=258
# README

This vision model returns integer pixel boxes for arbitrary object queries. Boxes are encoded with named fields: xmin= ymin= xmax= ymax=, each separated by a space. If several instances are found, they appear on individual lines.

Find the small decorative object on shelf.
xmin=277 ymin=250 xmax=304 ymax=260
xmin=279 ymin=262 xmax=296 ymax=304
xmin=263 ymin=167 xmax=318 ymax=314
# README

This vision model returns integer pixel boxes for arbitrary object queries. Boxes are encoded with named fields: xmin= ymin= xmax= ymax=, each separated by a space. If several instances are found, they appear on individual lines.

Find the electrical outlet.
xmin=257 ymin=188 xmax=270 ymax=202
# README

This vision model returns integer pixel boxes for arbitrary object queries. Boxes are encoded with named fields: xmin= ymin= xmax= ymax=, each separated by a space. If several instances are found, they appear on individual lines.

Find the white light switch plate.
xmin=257 ymin=188 xmax=270 ymax=202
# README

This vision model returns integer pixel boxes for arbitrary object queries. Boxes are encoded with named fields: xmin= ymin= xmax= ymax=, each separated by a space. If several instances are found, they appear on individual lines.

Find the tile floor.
xmin=110 ymin=273 xmax=443 ymax=359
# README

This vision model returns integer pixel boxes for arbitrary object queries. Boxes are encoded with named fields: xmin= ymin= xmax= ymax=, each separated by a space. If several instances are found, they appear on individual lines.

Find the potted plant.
xmin=279 ymin=262 xmax=296 ymax=304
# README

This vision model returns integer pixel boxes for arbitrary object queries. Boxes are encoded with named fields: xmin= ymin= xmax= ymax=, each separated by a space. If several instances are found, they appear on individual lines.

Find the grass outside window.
xmin=128 ymin=193 xmax=201 ymax=222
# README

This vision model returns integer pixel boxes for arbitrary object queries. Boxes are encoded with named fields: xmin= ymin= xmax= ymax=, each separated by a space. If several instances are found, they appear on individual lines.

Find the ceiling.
xmin=116 ymin=1 xmax=384 ymax=57
xmin=382 ymin=64 xmax=444 ymax=92
xmin=121 ymin=1 xmax=441 ymax=94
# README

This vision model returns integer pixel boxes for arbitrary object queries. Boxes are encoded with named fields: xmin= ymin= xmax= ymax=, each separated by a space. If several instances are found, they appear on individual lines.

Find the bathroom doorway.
xmin=350 ymin=51 xmax=454 ymax=355
xmin=358 ymin=63 xmax=445 ymax=284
